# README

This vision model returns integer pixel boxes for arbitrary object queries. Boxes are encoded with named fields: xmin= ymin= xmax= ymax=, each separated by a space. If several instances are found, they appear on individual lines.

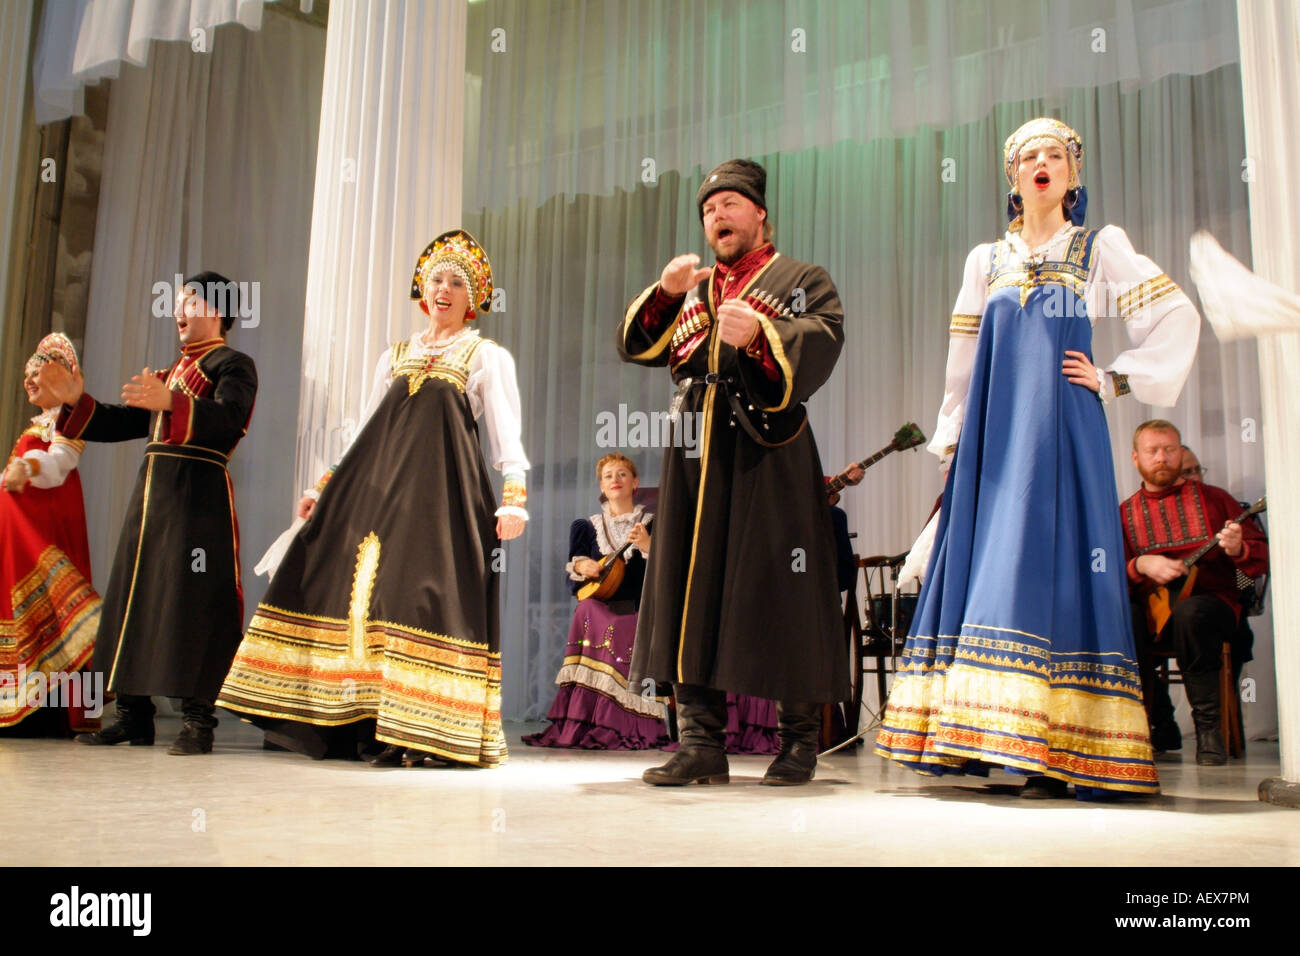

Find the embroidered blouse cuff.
xmin=1097 ymin=367 xmax=1112 ymax=405
xmin=495 ymin=505 xmax=529 ymax=521
xmin=311 ymin=465 xmax=337 ymax=496
xmin=565 ymin=557 xmax=587 ymax=582
xmin=501 ymin=477 xmax=527 ymax=510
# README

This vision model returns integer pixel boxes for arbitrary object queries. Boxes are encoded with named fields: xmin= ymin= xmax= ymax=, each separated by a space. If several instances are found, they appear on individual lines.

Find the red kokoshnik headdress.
xmin=26 ymin=331 xmax=80 ymax=377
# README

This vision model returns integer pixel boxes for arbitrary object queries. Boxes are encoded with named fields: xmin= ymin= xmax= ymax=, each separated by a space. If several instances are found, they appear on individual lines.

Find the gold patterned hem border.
xmin=874 ymin=666 xmax=1159 ymax=792
xmin=249 ymin=605 xmax=494 ymax=652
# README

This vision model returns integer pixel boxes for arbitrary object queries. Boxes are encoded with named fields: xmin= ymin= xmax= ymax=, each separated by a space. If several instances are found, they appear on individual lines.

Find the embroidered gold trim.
xmin=875 ymin=666 xmax=1159 ymax=793
xmin=226 ymin=472 xmax=241 ymax=597
xmin=348 ymin=533 xmax=381 ymax=660
xmin=987 ymin=232 xmax=1093 ymax=308
xmin=51 ymin=435 xmax=85 ymax=453
xmin=501 ymin=480 xmax=527 ymax=509
xmin=392 ymin=334 xmax=487 ymax=396
xmin=677 ymin=269 xmax=721 ymax=680
xmin=623 ymin=284 xmax=682 ymax=361
xmin=251 ymin=604 xmax=494 ymax=651
xmin=108 ymin=456 xmax=155 ymax=689
xmin=1117 ymin=274 xmax=1178 ymax=320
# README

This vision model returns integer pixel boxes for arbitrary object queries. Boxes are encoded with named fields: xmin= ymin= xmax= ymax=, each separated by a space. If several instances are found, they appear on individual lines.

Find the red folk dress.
xmin=1 ymin=415 xmax=102 ymax=731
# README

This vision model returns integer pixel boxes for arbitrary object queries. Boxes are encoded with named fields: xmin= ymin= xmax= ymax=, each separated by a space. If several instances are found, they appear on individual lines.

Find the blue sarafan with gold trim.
xmin=876 ymin=227 xmax=1160 ymax=795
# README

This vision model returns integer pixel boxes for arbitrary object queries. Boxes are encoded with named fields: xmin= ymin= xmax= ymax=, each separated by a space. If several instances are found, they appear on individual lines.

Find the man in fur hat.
xmin=618 ymin=159 xmax=847 ymax=786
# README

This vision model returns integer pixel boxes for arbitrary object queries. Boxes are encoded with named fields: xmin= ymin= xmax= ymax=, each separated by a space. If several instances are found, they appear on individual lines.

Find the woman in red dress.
xmin=0 ymin=333 xmax=102 ymax=735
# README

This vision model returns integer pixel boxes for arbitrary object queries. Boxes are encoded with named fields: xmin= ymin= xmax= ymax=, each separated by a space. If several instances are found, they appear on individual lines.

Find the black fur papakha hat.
xmin=696 ymin=159 xmax=767 ymax=220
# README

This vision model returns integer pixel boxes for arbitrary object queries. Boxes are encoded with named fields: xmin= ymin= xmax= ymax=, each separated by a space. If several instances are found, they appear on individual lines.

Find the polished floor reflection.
xmin=3 ymin=711 xmax=1295 ymax=866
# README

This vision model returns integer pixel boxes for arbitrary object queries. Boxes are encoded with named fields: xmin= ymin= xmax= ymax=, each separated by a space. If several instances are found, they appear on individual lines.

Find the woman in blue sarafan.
xmin=876 ymin=118 xmax=1201 ymax=799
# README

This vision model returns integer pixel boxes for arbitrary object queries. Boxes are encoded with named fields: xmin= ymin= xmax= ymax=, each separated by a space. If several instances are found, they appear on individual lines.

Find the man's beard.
xmin=708 ymin=227 xmax=760 ymax=266
xmin=1138 ymin=461 xmax=1180 ymax=489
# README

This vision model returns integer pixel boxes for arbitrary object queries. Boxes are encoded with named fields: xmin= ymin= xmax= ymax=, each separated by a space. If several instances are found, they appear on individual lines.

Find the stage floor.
xmin=3 ymin=713 xmax=1295 ymax=867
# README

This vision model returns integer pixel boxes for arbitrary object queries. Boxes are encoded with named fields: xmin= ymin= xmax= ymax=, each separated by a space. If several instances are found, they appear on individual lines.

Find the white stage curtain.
xmin=294 ymin=0 xmax=467 ymax=502
xmin=31 ymin=0 xmax=268 ymax=123
xmin=466 ymin=0 xmax=1239 ymax=211
xmin=1236 ymin=0 xmax=1300 ymax=781
xmin=77 ymin=13 xmax=324 ymax=617
xmin=0 ymin=0 xmax=35 ymax=372
xmin=465 ymin=13 xmax=1268 ymax=733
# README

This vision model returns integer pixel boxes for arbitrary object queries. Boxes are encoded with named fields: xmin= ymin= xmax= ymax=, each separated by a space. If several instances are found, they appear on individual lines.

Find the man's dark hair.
xmin=183 ymin=271 xmax=240 ymax=333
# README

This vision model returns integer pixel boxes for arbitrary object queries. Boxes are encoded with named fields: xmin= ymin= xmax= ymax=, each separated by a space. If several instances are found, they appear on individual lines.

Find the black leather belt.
xmin=669 ymin=373 xmax=794 ymax=448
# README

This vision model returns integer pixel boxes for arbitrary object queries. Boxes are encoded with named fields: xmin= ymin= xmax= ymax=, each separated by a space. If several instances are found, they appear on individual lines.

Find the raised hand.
xmin=660 ymin=253 xmax=712 ymax=296
xmin=122 ymin=368 xmax=172 ymax=411
xmin=38 ymin=362 xmax=84 ymax=406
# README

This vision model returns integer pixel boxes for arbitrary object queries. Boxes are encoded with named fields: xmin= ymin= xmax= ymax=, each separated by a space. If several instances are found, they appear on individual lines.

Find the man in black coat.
xmin=618 ymin=159 xmax=848 ymax=786
xmin=48 ymin=272 xmax=257 ymax=755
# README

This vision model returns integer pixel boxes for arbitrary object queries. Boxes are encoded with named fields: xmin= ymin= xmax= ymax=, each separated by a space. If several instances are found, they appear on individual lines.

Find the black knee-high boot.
xmin=642 ymin=683 xmax=729 ymax=786
xmin=168 ymin=698 xmax=217 ymax=755
xmin=1184 ymin=672 xmax=1226 ymax=766
xmin=762 ymin=701 xmax=821 ymax=786
xmin=76 ymin=694 xmax=155 ymax=746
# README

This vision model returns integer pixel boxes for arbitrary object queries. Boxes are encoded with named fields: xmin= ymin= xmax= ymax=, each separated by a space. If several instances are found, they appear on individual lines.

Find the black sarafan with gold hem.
xmin=57 ymin=339 xmax=257 ymax=700
xmin=618 ymin=249 xmax=849 ymax=703
xmin=219 ymin=332 xmax=510 ymax=767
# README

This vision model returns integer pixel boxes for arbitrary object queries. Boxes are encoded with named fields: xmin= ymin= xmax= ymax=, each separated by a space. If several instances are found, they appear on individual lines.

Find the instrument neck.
xmin=1181 ymin=502 xmax=1262 ymax=570
xmin=828 ymin=446 xmax=891 ymax=495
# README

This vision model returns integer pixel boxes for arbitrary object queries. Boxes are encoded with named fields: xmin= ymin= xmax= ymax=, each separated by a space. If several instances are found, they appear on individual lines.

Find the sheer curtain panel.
xmin=77 ymin=14 xmax=324 ymax=617
xmin=32 ymin=0 xmax=269 ymax=123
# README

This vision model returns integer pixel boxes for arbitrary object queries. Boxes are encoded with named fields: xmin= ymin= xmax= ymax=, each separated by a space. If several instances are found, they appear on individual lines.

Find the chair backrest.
xmin=634 ymin=486 xmax=658 ymax=514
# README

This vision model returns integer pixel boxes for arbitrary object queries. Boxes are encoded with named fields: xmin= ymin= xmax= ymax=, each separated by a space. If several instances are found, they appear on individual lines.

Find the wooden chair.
xmin=840 ymin=551 xmax=914 ymax=743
